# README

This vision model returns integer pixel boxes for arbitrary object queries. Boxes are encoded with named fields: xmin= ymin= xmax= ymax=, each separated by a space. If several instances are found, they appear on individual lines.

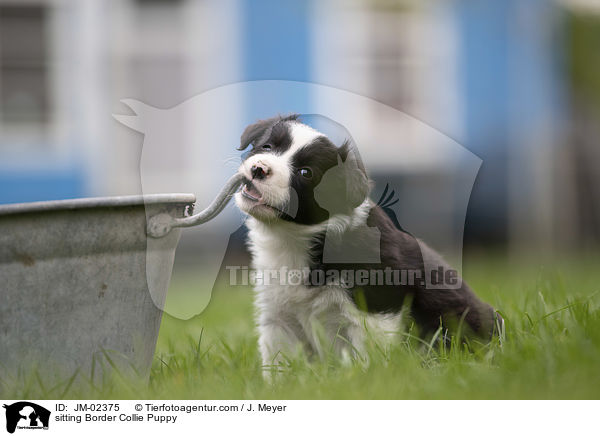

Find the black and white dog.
xmin=234 ymin=114 xmax=501 ymax=369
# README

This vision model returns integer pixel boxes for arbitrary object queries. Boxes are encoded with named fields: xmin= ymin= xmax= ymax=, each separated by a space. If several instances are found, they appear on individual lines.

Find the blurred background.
xmin=0 ymin=0 xmax=599 ymax=294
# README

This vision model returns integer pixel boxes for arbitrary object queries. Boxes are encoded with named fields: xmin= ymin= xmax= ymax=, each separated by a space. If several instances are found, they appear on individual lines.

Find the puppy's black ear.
xmin=338 ymin=140 xmax=370 ymax=209
xmin=238 ymin=114 xmax=300 ymax=150
xmin=238 ymin=118 xmax=274 ymax=151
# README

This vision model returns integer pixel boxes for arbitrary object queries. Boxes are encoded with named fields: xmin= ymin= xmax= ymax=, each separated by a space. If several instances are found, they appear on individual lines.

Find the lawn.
xmin=3 ymin=254 xmax=600 ymax=399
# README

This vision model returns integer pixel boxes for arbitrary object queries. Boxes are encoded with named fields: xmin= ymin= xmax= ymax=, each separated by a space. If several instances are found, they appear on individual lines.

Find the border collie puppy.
xmin=234 ymin=114 xmax=501 ymax=370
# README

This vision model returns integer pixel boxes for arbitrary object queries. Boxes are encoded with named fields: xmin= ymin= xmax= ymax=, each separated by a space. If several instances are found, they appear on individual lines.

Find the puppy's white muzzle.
xmin=235 ymin=153 xmax=291 ymax=220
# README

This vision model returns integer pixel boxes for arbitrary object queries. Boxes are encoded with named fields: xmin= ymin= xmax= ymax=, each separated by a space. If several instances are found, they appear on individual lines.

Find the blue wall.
xmin=241 ymin=0 xmax=312 ymax=115
xmin=455 ymin=0 xmax=511 ymax=242
xmin=455 ymin=0 xmax=563 ymax=244
xmin=0 ymin=166 xmax=85 ymax=205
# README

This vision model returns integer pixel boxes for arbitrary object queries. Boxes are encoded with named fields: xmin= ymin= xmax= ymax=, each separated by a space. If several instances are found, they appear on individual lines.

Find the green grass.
xmin=3 ymin=254 xmax=600 ymax=399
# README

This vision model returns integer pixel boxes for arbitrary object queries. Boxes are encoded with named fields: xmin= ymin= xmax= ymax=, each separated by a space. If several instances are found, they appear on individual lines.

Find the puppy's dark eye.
xmin=299 ymin=168 xmax=313 ymax=179
xmin=262 ymin=144 xmax=272 ymax=150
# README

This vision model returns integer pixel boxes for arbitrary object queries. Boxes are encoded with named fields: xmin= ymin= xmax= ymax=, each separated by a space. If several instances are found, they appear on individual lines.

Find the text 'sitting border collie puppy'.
xmin=234 ymin=114 xmax=502 ymax=369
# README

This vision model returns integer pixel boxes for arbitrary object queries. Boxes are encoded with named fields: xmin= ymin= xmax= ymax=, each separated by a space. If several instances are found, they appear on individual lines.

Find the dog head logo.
xmin=3 ymin=402 xmax=50 ymax=434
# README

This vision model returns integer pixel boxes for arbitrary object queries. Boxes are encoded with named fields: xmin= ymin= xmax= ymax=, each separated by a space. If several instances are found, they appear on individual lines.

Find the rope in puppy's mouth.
xmin=146 ymin=172 xmax=245 ymax=238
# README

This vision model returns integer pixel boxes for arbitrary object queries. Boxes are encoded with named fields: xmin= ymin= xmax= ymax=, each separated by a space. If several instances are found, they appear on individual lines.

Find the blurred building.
xmin=0 ymin=0 xmax=598 ymax=256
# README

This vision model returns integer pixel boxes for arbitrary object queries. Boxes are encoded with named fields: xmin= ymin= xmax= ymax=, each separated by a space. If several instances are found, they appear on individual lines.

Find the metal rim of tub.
xmin=0 ymin=193 xmax=197 ymax=216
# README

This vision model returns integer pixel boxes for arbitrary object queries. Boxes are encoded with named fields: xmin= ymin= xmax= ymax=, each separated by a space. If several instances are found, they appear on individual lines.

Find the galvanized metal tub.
xmin=0 ymin=194 xmax=196 ymax=380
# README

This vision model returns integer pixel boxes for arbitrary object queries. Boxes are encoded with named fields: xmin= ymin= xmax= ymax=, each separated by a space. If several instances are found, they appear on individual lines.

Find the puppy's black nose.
xmin=251 ymin=162 xmax=269 ymax=180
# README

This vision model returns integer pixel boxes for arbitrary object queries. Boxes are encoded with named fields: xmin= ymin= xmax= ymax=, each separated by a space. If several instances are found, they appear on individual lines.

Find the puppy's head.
xmin=235 ymin=115 xmax=369 ymax=225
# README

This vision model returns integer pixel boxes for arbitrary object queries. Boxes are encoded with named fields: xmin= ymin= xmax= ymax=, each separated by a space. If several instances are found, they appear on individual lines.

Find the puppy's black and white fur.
xmin=235 ymin=115 xmax=501 ymax=369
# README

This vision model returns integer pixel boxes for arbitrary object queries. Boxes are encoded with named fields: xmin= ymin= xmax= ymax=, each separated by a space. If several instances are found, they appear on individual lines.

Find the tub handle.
xmin=146 ymin=173 xmax=245 ymax=238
